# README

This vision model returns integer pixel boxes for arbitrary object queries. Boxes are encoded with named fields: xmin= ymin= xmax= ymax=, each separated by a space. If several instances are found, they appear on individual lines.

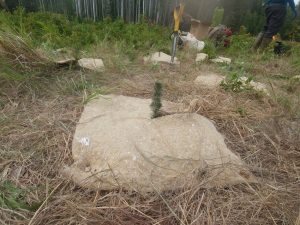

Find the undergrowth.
xmin=0 ymin=181 xmax=40 ymax=211
xmin=221 ymin=72 xmax=254 ymax=92
xmin=0 ymin=8 xmax=170 ymax=57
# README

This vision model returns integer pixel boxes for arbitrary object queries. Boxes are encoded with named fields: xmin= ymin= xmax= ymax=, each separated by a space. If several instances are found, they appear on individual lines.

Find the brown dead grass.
xmin=0 ymin=31 xmax=52 ymax=74
xmin=0 ymin=52 xmax=300 ymax=225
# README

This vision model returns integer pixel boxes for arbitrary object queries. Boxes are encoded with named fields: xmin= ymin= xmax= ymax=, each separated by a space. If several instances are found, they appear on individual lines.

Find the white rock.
xmin=195 ymin=53 xmax=208 ymax=63
xmin=62 ymin=95 xmax=255 ymax=192
xmin=78 ymin=58 xmax=105 ymax=72
xmin=53 ymin=48 xmax=76 ymax=65
xmin=56 ymin=58 xmax=76 ymax=65
xmin=181 ymin=32 xmax=205 ymax=52
xmin=144 ymin=52 xmax=180 ymax=65
xmin=240 ymin=77 xmax=269 ymax=95
xmin=211 ymin=56 xmax=232 ymax=64
xmin=292 ymin=75 xmax=300 ymax=80
xmin=195 ymin=73 xmax=225 ymax=88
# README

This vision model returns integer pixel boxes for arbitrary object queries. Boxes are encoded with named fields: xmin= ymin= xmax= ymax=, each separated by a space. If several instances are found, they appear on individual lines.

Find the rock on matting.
xmin=78 ymin=58 xmax=105 ymax=71
xmin=144 ymin=52 xmax=180 ymax=65
xmin=181 ymin=33 xmax=205 ymax=51
xmin=211 ymin=56 xmax=232 ymax=64
xmin=53 ymin=48 xmax=76 ymax=65
xmin=195 ymin=53 xmax=208 ymax=63
xmin=240 ymin=77 xmax=269 ymax=95
xmin=56 ymin=58 xmax=76 ymax=65
xmin=195 ymin=73 xmax=225 ymax=88
xmin=292 ymin=75 xmax=300 ymax=81
xmin=62 ymin=95 xmax=254 ymax=192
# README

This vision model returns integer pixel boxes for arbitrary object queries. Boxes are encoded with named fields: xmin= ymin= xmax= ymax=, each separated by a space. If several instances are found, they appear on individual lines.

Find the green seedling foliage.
xmin=0 ymin=180 xmax=40 ymax=211
xmin=150 ymin=82 xmax=163 ymax=119
xmin=203 ymin=40 xmax=217 ymax=59
xmin=221 ymin=72 xmax=254 ymax=93
xmin=236 ymin=107 xmax=247 ymax=117
xmin=226 ymin=34 xmax=253 ymax=57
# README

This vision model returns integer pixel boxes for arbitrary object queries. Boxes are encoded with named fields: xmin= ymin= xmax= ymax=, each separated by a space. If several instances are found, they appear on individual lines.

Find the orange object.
xmin=173 ymin=4 xmax=185 ymax=32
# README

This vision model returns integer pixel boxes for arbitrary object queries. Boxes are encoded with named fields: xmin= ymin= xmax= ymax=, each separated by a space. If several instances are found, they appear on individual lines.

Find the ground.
xmin=1 ymin=35 xmax=300 ymax=224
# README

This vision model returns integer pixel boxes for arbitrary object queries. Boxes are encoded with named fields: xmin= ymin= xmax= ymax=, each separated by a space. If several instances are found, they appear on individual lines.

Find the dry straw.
xmin=0 ymin=51 xmax=299 ymax=224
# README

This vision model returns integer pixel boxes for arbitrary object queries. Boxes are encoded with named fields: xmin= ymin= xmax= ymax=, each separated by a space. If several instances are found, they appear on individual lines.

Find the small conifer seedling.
xmin=150 ymin=82 xmax=163 ymax=119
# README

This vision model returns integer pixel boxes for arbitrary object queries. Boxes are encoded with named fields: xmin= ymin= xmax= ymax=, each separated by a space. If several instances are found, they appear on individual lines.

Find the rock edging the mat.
xmin=62 ymin=95 xmax=255 ymax=192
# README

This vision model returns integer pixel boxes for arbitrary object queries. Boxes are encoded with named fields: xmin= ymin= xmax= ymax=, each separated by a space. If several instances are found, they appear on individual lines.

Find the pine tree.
xmin=150 ymin=82 xmax=163 ymax=119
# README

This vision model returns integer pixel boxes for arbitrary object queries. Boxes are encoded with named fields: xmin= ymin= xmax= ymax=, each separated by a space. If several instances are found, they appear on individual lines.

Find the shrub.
xmin=221 ymin=72 xmax=254 ymax=92
xmin=0 ymin=9 xmax=170 ymax=59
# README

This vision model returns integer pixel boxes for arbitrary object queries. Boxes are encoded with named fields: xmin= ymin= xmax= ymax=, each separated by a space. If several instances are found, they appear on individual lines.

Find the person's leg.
xmin=252 ymin=7 xmax=272 ymax=51
xmin=260 ymin=5 xmax=287 ymax=50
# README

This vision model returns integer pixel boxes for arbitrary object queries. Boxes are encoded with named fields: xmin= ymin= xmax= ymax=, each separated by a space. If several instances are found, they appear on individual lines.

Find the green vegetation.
xmin=221 ymin=72 xmax=254 ymax=93
xmin=0 ymin=9 xmax=169 ymax=52
xmin=0 ymin=181 xmax=40 ymax=211
xmin=0 ymin=8 xmax=170 ymax=80
xmin=0 ymin=29 xmax=51 ymax=79
xmin=202 ymin=40 xmax=217 ymax=59
xmin=212 ymin=7 xmax=224 ymax=27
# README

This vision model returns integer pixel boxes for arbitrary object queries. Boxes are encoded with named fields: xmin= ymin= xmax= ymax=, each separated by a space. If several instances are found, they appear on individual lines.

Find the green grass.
xmin=0 ymin=8 xmax=170 ymax=82
xmin=0 ymin=180 xmax=40 ymax=211
xmin=0 ymin=8 xmax=170 ymax=57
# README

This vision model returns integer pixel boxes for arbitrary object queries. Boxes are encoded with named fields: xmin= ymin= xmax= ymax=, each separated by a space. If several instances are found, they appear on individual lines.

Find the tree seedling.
xmin=150 ymin=82 xmax=163 ymax=119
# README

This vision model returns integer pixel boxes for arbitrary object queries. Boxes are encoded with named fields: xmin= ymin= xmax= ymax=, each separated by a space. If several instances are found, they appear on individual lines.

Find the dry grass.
xmin=0 ymin=49 xmax=300 ymax=225
xmin=0 ymin=30 xmax=53 ymax=80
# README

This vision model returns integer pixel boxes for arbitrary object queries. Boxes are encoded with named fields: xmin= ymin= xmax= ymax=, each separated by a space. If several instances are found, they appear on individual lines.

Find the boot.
xmin=251 ymin=32 xmax=264 ymax=52
xmin=259 ymin=37 xmax=272 ymax=52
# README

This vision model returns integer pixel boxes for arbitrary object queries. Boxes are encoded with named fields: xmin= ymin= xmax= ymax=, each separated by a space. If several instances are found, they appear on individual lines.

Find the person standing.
xmin=252 ymin=0 xmax=298 ymax=51
xmin=0 ymin=0 xmax=8 ymax=10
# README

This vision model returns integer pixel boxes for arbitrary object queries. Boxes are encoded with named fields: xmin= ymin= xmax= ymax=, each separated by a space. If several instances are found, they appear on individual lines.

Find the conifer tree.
xmin=150 ymin=81 xmax=162 ymax=119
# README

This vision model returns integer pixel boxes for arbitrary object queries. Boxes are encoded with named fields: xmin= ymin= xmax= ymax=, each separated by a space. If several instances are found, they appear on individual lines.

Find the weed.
xmin=202 ymin=40 xmax=217 ymax=59
xmin=149 ymin=63 xmax=160 ymax=72
xmin=284 ymin=76 xmax=300 ymax=93
xmin=221 ymin=72 xmax=254 ymax=92
xmin=0 ymin=9 xmax=170 ymax=59
xmin=276 ymin=95 xmax=292 ymax=110
xmin=236 ymin=107 xmax=247 ymax=117
xmin=0 ymin=180 xmax=40 ymax=211
xmin=0 ymin=29 xmax=52 ymax=80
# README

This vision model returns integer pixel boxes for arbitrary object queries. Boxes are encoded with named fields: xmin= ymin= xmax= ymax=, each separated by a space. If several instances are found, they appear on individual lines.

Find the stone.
xmin=291 ymin=75 xmax=300 ymax=81
xmin=56 ymin=58 xmax=76 ymax=65
xmin=195 ymin=53 xmax=208 ymax=63
xmin=181 ymin=33 xmax=205 ymax=52
xmin=240 ymin=77 xmax=269 ymax=95
xmin=194 ymin=73 xmax=225 ymax=88
xmin=78 ymin=58 xmax=105 ymax=72
xmin=53 ymin=48 xmax=76 ymax=65
xmin=62 ymin=95 xmax=255 ymax=193
xmin=211 ymin=56 xmax=232 ymax=64
xmin=143 ymin=52 xmax=180 ymax=65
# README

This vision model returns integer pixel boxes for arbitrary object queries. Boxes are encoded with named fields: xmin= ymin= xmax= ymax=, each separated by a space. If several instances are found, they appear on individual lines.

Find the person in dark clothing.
xmin=0 ymin=0 xmax=8 ymax=10
xmin=252 ymin=0 xmax=298 ymax=51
